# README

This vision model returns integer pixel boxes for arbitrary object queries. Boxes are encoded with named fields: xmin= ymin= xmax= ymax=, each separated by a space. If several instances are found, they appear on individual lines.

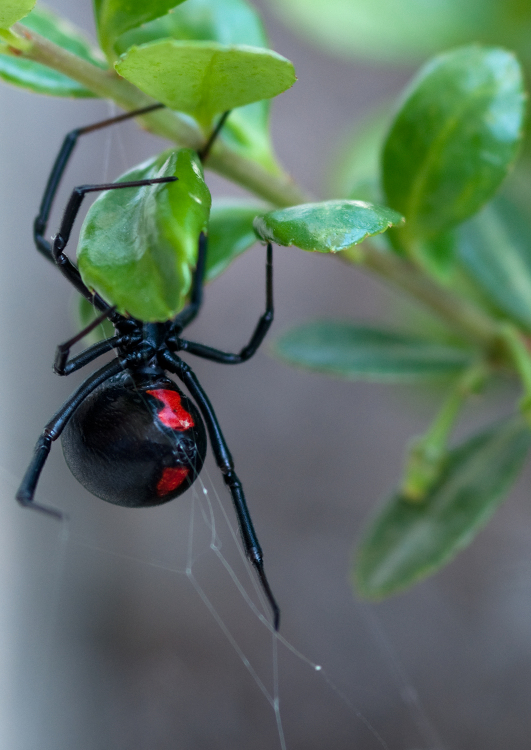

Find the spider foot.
xmin=252 ymin=557 xmax=280 ymax=631
xmin=16 ymin=494 xmax=65 ymax=521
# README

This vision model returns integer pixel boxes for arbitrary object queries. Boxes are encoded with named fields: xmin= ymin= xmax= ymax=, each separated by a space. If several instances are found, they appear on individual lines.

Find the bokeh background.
xmin=1 ymin=1 xmax=531 ymax=748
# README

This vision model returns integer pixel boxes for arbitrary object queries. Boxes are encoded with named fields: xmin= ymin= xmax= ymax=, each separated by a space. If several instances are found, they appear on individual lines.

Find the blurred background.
xmin=1 ymin=1 xmax=531 ymax=748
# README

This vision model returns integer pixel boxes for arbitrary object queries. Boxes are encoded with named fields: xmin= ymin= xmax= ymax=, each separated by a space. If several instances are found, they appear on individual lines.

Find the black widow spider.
xmin=16 ymin=103 xmax=280 ymax=630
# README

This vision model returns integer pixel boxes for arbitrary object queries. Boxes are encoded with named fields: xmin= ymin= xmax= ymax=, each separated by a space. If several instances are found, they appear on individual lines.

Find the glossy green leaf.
xmin=93 ymin=0 xmax=186 ymax=59
xmin=274 ymin=322 xmax=473 ymax=382
xmin=254 ymin=200 xmax=403 ymax=253
xmin=115 ymin=40 xmax=296 ymax=129
xmin=0 ymin=0 xmax=35 ymax=28
xmin=0 ymin=6 xmax=107 ymax=96
xmin=78 ymin=149 xmax=211 ymax=322
xmin=458 ymin=197 xmax=531 ymax=332
xmin=114 ymin=0 xmax=280 ymax=174
xmin=205 ymin=200 xmax=262 ymax=282
xmin=355 ymin=416 xmax=531 ymax=599
xmin=383 ymin=46 xmax=525 ymax=256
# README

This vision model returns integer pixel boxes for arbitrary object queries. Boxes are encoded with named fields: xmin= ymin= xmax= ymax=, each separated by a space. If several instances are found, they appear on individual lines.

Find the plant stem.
xmin=401 ymin=362 xmax=487 ymax=500
xmin=7 ymin=23 xmax=517 ymax=357
xmin=499 ymin=324 xmax=531 ymax=391
xmin=498 ymin=323 xmax=531 ymax=423
xmin=11 ymin=23 xmax=310 ymax=207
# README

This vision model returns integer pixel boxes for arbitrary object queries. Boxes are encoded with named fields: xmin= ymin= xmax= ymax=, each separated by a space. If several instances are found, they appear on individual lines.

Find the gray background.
xmin=1 ymin=1 xmax=531 ymax=748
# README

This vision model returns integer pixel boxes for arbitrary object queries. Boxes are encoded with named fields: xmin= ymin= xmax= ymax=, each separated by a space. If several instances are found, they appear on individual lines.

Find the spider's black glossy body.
xmin=16 ymin=105 xmax=280 ymax=628
xmin=61 ymin=371 xmax=207 ymax=508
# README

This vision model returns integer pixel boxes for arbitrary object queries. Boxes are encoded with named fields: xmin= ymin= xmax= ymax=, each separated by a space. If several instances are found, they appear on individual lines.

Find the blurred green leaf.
xmin=254 ymin=200 xmax=403 ymax=253
xmin=274 ymin=322 xmax=473 ymax=382
xmin=458 ymin=196 xmax=531 ymax=332
xmin=93 ymin=0 xmax=185 ymax=59
xmin=78 ymin=149 xmax=211 ymax=322
xmin=205 ymin=200 xmax=262 ymax=282
xmin=355 ymin=416 xmax=531 ymax=599
xmin=383 ymin=46 xmax=525 ymax=265
xmin=327 ymin=106 xmax=395 ymax=253
xmin=267 ymin=0 xmax=531 ymax=67
xmin=114 ymin=0 xmax=281 ymax=174
xmin=413 ymin=231 xmax=458 ymax=282
xmin=0 ymin=5 xmax=107 ymax=96
xmin=115 ymin=40 xmax=296 ymax=130
xmin=0 ymin=0 xmax=35 ymax=28
xmin=330 ymin=104 xmax=391 ymax=203
xmin=220 ymin=102 xmax=281 ymax=175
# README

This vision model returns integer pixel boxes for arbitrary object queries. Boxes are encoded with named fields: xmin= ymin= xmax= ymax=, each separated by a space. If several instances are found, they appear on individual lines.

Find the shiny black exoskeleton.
xmin=16 ymin=105 xmax=280 ymax=629
xmin=61 ymin=370 xmax=207 ymax=508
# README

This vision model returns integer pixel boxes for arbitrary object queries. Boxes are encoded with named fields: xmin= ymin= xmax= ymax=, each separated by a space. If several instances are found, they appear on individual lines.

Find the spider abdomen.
xmin=61 ymin=373 xmax=207 ymax=508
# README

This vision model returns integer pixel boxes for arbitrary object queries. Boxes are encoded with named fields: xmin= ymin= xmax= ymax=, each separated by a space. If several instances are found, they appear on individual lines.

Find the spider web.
xmin=2 ymin=443 xmax=445 ymax=750
xmin=105 ymin=352 xmax=403 ymax=750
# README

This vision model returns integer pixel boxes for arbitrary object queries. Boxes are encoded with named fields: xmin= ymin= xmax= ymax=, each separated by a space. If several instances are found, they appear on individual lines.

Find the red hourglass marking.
xmin=157 ymin=466 xmax=190 ymax=496
xmin=147 ymin=389 xmax=195 ymax=430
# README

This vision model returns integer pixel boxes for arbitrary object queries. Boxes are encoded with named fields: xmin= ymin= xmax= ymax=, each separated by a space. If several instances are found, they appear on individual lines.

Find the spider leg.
xmin=172 ymin=231 xmax=208 ymax=331
xmin=53 ymin=304 xmax=122 ymax=376
xmin=198 ymin=110 xmax=231 ymax=163
xmin=178 ymin=243 xmax=273 ymax=364
xmin=33 ymin=103 xmax=165 ymax=313
xmin=51 ymin=176 xmax=177 ymax=306
xmin=161 ymin=350 xmax=280 ymax=630
xmin=34 ymin=103 xmax=164 ymax=263
xmin=172 ymin=114 xmax=232 ymax=331
xmin=54 ymin=336 xmax=119 ymax=377
xmin=16 ymin=358 xmax=123 ymax=519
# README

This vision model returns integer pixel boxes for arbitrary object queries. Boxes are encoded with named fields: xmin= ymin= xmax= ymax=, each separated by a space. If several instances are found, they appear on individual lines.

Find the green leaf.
xmin=268 ymin=0 xmax=496 ymax=64
xmin=274 ymin=322 xmax=473 ymax=382
xmin=458 ymin=196 xmax=531 ymax=332
xmin=113 ymin=0 xmax=281 ymax=174
xmin=93 ymin=0 xmax=186 ymax=59
xmin=411 ymin=230 xmax=458 ymax=282
xmin=0 ymin=6 xmax=107 ymax=96
xmin=0 ymin=0 xmax=35 ymax=28
xmin=78 ymin=148 xmax=211 ymax=322
xmin=382 ymin=46 xmax=525 ymax=257
xmin=253 ymin=200 xmax=403 ymax=253
xmin=355 ymin=416 xmax=531 ymax=599
xmin=205 ymin=200 xmax=262 ymax=282
xmin=115 ymin=39 xmax=296 ymax=130
xmin=115 ymin=0 xmax=268 ymax=53
xmin=217 ymin=99 xmax=280 ymax=175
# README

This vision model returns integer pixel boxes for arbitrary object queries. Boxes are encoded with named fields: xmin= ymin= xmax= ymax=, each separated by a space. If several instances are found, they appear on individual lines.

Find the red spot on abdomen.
xmin=157 ymin=466 xmax=190 ymax=496
xmin=147 ymin=389 xmax=194 ymax=430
